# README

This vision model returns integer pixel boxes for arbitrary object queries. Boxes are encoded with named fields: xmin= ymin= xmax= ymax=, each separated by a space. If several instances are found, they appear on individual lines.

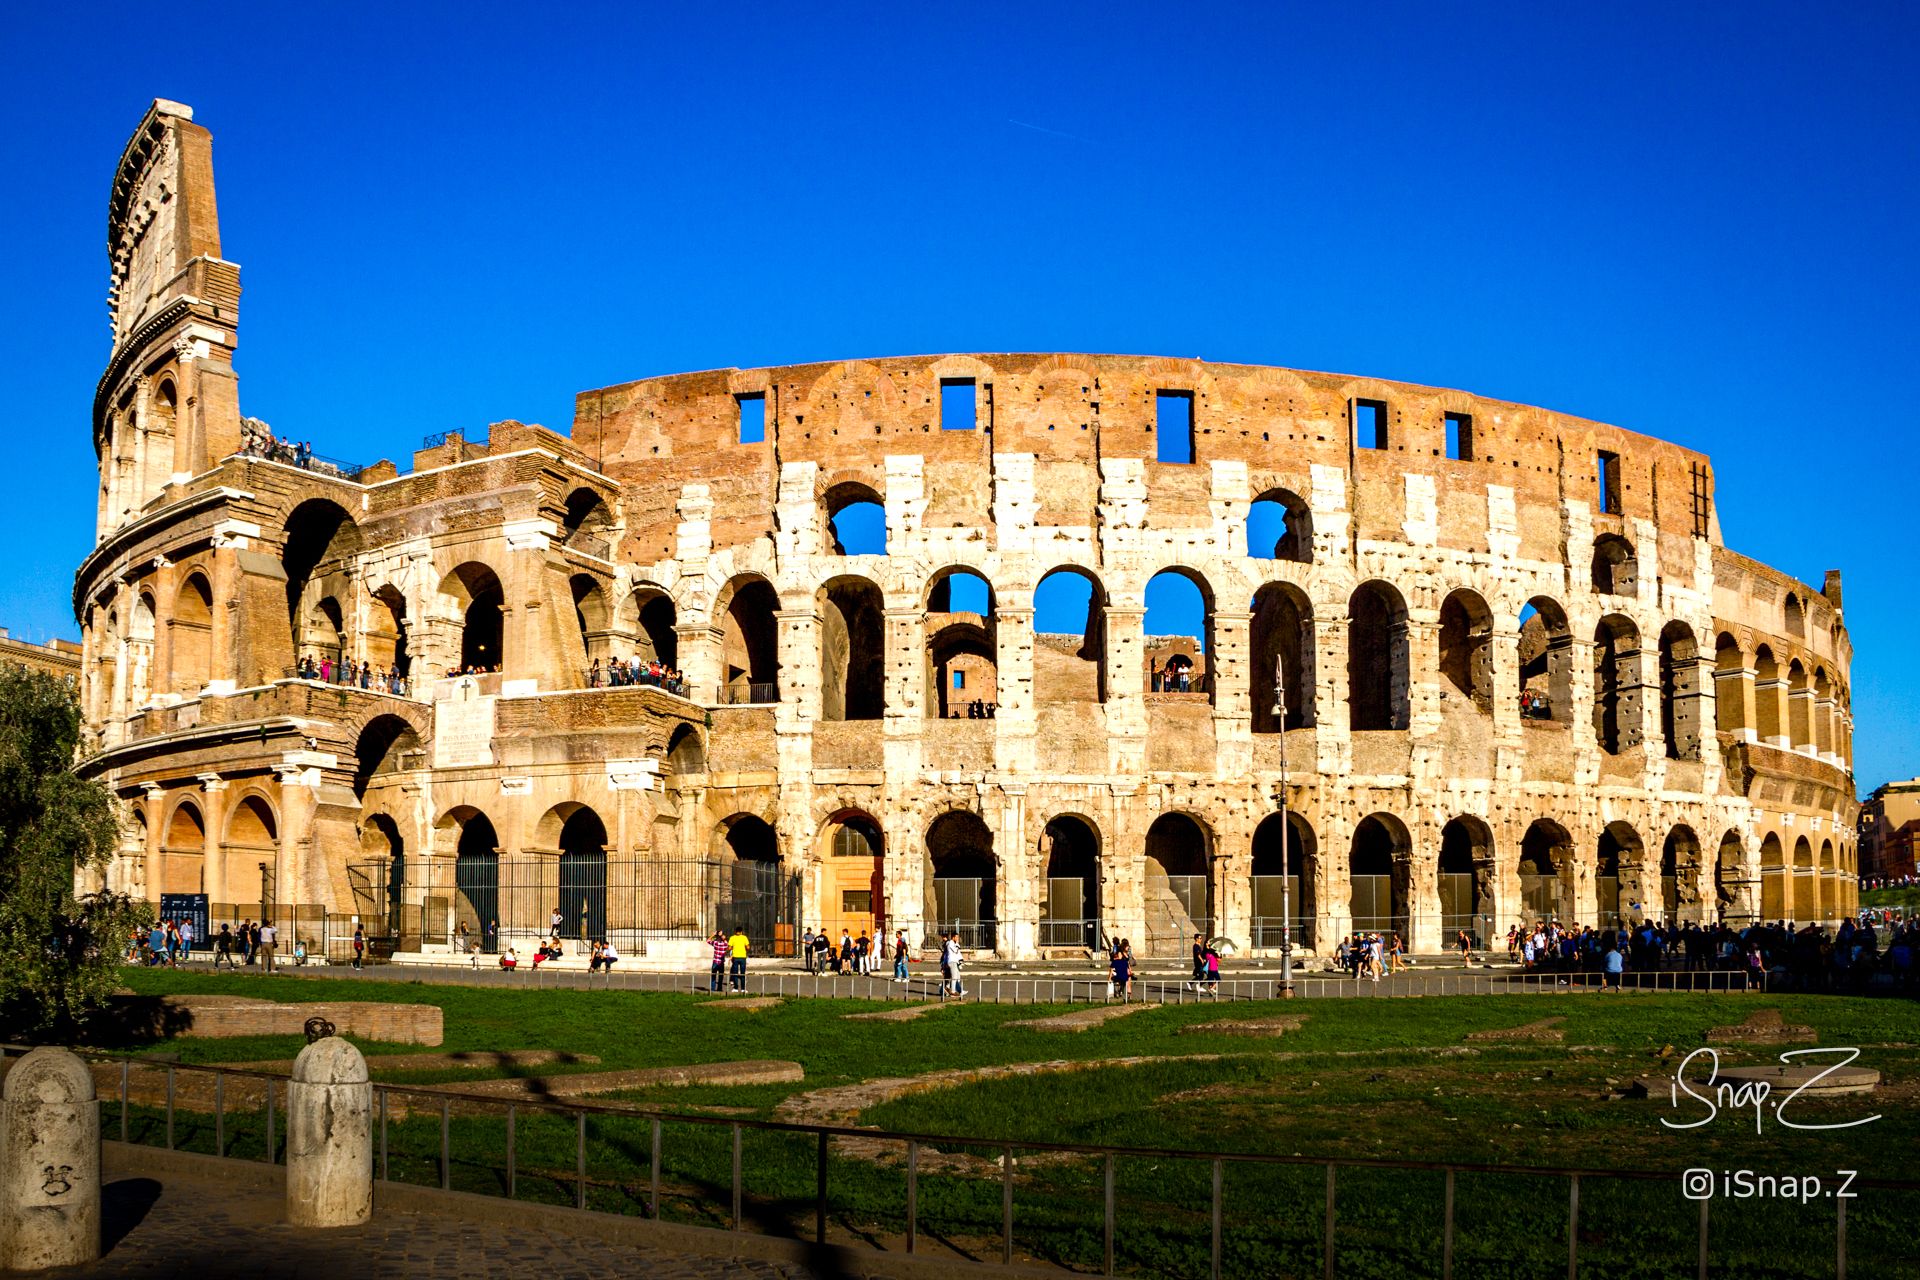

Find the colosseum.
xmin=73 ymin=101 xmax=1859 ymax=963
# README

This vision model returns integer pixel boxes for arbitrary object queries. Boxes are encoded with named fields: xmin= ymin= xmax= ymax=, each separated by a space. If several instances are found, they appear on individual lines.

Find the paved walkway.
xmin=69 ymin=1147 xmax=819 ymax=1280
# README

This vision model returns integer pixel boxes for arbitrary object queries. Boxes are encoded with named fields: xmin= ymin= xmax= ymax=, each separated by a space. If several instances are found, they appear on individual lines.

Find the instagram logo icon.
xmin=1681 ymin=1169 xmax=1714 ymax=1200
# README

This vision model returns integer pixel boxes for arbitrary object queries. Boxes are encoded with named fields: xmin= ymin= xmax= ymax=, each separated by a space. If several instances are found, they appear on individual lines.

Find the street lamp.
xmin=258 ymin=862 xmax=269 ymax=925
xmin=1272 ymin=654 xmax=1295 ymax=997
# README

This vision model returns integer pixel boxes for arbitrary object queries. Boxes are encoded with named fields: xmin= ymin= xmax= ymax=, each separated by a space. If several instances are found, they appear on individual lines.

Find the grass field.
xmin=1862 ymin=886 xmax=1920 ymax=911
xmin=106 ymin=968 xmax=1920 ymax=1278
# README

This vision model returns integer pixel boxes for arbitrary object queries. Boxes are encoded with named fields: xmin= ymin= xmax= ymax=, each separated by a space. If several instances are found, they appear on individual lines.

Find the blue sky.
xmin=4 ymin=2 xmax=1915 ymax=793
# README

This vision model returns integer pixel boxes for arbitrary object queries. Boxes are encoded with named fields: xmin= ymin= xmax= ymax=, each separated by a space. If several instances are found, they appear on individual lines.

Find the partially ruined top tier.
xmin=574 ymin=354 xmax=1724 ymax=571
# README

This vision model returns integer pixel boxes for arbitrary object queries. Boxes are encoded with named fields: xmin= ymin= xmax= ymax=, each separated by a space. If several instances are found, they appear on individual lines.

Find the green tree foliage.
xmin=0 ymin=666 xmax=147 ymax=1037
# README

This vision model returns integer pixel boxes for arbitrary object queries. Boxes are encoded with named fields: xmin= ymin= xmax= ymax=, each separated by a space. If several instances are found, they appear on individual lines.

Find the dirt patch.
xmin=1008 ymin=1004 xmax=1153 ymax=1032
xmin=215 ymin=1049 xmax=602 ymax=1074
xmin=699 ymin=997 xmax=784 ymax=1012
xmin=1467 ymin=1017 xmax=1565 ymax=1043
xmin=1706 ymin=1009 xmax=1815 ymax=1045
xmin=1180 ymin=1016 xmax=1307 ymax=1037
xmin=843 ymin=1004 xmax=951 ymax=1023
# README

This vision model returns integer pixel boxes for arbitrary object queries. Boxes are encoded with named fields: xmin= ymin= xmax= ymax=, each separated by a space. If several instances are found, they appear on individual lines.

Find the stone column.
xmin=0 ymin=1047 xmax=99 ymax=1272
xmin=286 ymin=1037 xmax=372 ymax=1228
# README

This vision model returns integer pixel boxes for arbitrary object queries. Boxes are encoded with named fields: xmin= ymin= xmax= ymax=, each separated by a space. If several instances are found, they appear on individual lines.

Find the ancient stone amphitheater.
xmin=74 ymin=101 xmax=1857 ymax=962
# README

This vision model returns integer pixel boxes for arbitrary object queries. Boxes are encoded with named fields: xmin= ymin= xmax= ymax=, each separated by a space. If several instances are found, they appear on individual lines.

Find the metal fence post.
xmin=904 ymin=1140 xmax=921 ymax=1253
xmin=214 ymin=1073 xmax=225 ymax=1157
xmin=265 ymin=1079 xmax=275 ymax=1165
xmin=731 ymin=1124 xmax=743 ymax=1232
xmin=1697 ymin=1195 xmax=1708 ymax=1280
xmin=1211 ymin=1158 xmax=1224 ymax=1280
xmin=1003 ymin=1143 xmax=1015 ymax=1265
xmin=1836 ymin=1194 xmax=1847 ymax=1280
xmin=165 ymin=1066 xmax=175 ymax=1149
xmin=650 ymin=1118 xmax=661 ymax=1219
xmin=1323 ymin=1164 xmax=1336 ymax=1280
xmin=506 ymin=1104 xmax=516 ymax=1199
xmin=1443 ymin=1168 xmax=1455 ymax=1280
xmin=1103 ymin=1153 xmax=1115 ymax=1277
xmin=440 ymin=1097 xmax=451 ymax=1190
xmin=576 ymin=1111 xmax=587 ymax=1209
xmin=815 ymin=1131 xmax=828 ymax=1245
xmin=379 ymin=1090 xmax=389 ymax=1182
xmin=120 ymin=1060 xmax=128 ymax=1143
xmin=1567 ymin=1173 xmax=1580 ymax=1279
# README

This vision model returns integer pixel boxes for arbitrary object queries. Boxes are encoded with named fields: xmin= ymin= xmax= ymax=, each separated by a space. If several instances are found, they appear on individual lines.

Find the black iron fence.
xmin=712 ymin=682 xmax=779 ymax=705
xmin=27 ymin=1044 xmax=1910 ymax=1279
xmin=345 ymin=857 xmax=800 ymax=958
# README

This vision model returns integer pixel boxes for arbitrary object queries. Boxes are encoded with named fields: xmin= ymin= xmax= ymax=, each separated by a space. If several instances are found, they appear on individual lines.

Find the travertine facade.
xmin=74 ymin=102 xmax=1858 ymax=958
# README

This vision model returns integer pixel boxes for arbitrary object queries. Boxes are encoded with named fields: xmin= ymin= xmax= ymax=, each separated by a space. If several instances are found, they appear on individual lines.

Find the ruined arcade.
xmin=74 ymin=102 xmax=1858 ymax=962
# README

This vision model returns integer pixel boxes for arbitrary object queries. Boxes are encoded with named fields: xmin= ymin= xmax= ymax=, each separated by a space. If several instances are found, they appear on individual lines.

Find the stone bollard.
xmin=286 ymin=1037 xmax=372 ymax=1228
xmin=0 ymin=1047 xmax=101 ymax=1272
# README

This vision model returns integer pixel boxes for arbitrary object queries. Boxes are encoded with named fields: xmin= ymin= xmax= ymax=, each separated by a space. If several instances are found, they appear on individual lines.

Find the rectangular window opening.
xmin=1598 ymin=450 xmax=1622 ymax=514
xmin=1445 ymin=412 xmax=1473 ymax=461
xmin=1355 ymin=399 xmax=1388 ymax=450
xmin=941 ymin=379 xmax=976 ymax=431
xmin=1156 ymin=390 xmax=1194 ymax=464
xmin=952 ymin=670 xmax=966 ymax=690
xmin=736 ymin=393 xmax=766 ymax=444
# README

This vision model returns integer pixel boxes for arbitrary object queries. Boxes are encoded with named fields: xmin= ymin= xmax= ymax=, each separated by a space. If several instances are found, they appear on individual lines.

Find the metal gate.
xmin=1251 ymin=875 xmax=1306 ymax=948
xmin=1438 ymin=872 xmax=1481 ymax=945
xmin=1349 ymin=875 xmax=1399 ymax=936
xmin=1519 ymin=874 xmax=1562 ymax=925
xmin=932 ymin=877 xmax=996 ymax=950
xmin=1041 ymin=877 xmax=1094 ymax=948
xmin=1595 ymin=874 xmax=1623 ymax=927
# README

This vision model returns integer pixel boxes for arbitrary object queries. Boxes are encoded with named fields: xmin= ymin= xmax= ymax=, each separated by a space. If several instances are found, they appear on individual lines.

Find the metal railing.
xmin=711 ymin=682 xmax=779 ymax=706
xmin=581 ymin=668 xmax=691 ymax=698
xmin=282 ymin=666 xmax=415 ymax=698
xmin=19 ymin=1044 xmax=1907 ymax=1279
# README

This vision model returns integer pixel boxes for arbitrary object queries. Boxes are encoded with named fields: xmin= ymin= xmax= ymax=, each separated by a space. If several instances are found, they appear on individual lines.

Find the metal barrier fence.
xmin=15 ymin=1044 xmax=1904 ymax=1279
xmin=712 ymin=682 xmax=779 ymax=705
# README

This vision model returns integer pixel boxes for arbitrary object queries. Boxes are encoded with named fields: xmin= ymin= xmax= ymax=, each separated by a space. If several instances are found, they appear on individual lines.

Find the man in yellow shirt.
xmin=727 ymin=927 xmax=749 ymax=993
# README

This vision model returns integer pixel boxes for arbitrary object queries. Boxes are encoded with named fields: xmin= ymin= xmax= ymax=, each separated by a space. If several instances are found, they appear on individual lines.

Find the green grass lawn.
xmin=1862 ymin=886 xmax=1920 ymax=910
xmin=108 ymin=968 xmax=1920 ymax=1278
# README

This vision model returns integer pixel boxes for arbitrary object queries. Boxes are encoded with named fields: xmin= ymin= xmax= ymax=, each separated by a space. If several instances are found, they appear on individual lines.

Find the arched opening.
xmin=300 ymin=596 xmax=347 ymax=670
xmin=281 ymin=499 xmax=360 ymax=668
xmin=1144 ymin=569 xmax=1214 ymax=702
xmin=450 ymin=810 xmax=500 ymax=940
xmin=1713 ymin=633 xmax=1746 ymax=734
xmin=819 ymin=576 xmax=885 ymax=720
xmin=1792 ymin=835 xmax=1816 ymax=919
xmin=224 ymin=795 xmax=277 ymax=909
xmin=1144 ymin=812 xmax=1212 ymax=953
xmin=926 ymin=569 xmax=996 ymax=717
xmin=1660 ymin=826 xmax=1698 ymax=922
xmin=1039 ymin=815 xmax=1101 ymax=949
xmin=171 ymin=572 xmax=214 ymax=693
xmin=1518 ymin=597 xmax=1573 ymax=723
xmin=1788 ymin=660 xmax=1812 ymax=749
xmin=162 ymin=800 xmax=205 ymax=897
xmin=1438 ymin=589 xmax=1494 ymax=713
xmin=129 ymin=593 xmax=156 ymax=707
xmin=363 ymin=813 xmax=407 ymax=941
xmin=1248 ymin=488 xmax=1313 ymax=563
xmin=1592 ymin=534 xmax=1637 ymax=596
xmin=623 ymin=588 xmax=679 ymax=670
xmin=1754 ymin=646 xmax=1783 ymax=742
xmin=1250 ymin=583 xmax=1313 ymax=732
xmin=440 ymin=562 xmax=505 ymax=673
xmin=926 ymin=810 xmax=996 ymax=950
xmin=1819 ymin=839 xmax=1836 ymax=920
xmin=1519 ymin=819 xmax=1573 ymax=924
xmin=1784 ymin=592 xmax=1805 ymax=639
xmin=1438 ymin=817 xmax=1495 ymax=945
xmin=1347 ymin=581 xmax=1410 ymax=730
xmin=1814 ymin=668 xmax=1834 ymax=756
xmin=720 ymin=576 xmax=780 ymax=703
xmin=571 ymin=574 xmax=613 ymax=679
xmin=1251 ymin=811 xmax=1315 ymax=949
xmin=353 ymin=714 xmax=420 ymax=799
xmin=367 ymin=585 xmax=410 ymax=682
xmin=665 ymin=723 xmax=706 ymax=777
xmin=1760 ymin=833 xmax=1787 ymax=920
xmin=1597 ymin=822 xmax=1641 ymax=927
xmin=717 ymin=815 xmax=787 ymax=952
xmin=824 ymin=482 xmax=887 ymax=556
xmin=1593 ymin=614 xmax=1644 ymax=755
xmin=1033 ymin=568 xmax=1107 ymax=705
xmin=561 ymin=487 xmax=615 ymax=557
xmin=557 ymin=806 xmax=609 ymax=941
xmin=824 ymin=811 xmax=885 ymax=945
xmin=1659 ymin=621 xmax=1704 ymax=760
xmin=1348 ymin=814 xmax=1409 ymax=940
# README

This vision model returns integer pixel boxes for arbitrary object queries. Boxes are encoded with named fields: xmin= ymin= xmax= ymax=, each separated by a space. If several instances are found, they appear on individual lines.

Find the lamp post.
xmin=258 ymin=862 xmax=269 ymax=926
xmin=1272 ymin=654 xmax=1295 ymax=997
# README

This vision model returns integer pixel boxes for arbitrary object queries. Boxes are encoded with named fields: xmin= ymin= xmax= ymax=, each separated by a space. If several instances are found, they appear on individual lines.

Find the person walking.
xmin=892 ymin=930 xmax=910 ymax=983
xmin=352 ymin=925 xmax=365 ymax=970
xmin=945 ymin=932 xmax=966 ymax=1000
xmin=213 ymin=923 xmax=235 ymax=969
xmin=1189 ymin=932 xmax=1207 ymax=991
xmin=708 ymin=931 xmax=728 ymax=992
xmin=258 ymin=920 xmax=278 ymax=974
xmin=179 ymin=918 xmax=195 ymax=959
xmin=802 ymin=927 xmax=816 ymax=974
xmin=727 ymin=926 xmax=750 ymax=993
xmin=1110 ymin=941 xmax=1132 ymax=1003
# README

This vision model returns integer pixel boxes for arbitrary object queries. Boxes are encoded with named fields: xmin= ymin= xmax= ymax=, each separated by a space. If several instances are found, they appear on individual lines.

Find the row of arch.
xmin=1713 ymin=632 xmax=1851 ymax=759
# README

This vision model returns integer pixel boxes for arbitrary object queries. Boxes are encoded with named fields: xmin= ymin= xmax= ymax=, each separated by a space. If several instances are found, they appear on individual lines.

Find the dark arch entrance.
xmin=1519 ymin=820 xmax=1573 ymax=924
xmin=1348 ymin=815 xmax=1409 ymax=941
xmin=1040 ymin=815 xmax=1100 ymax=950
xmin=1144 ymin=812 xmax=1212 ymax=954
xmin=719 ymin=815 xmax=790 ymax=954
xmin=558 ymin=807 xmax=608 ymax=941
xmin=1251 ymin=811 xmax=1315 ymax=949
xmin=926 ymin=811 xmax=996 ymax=951
xmin=1438 ymin=818 xmax=1495 ymax=946
xmin=453 ymin=812 xmax=500 ymax=941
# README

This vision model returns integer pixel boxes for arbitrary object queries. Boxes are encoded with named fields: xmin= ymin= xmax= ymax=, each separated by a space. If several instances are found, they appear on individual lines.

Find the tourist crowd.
xmin=297 ymin=653 xmax=410 ymax=695
xmin=587 ymin=656 xmax=687 ymax=695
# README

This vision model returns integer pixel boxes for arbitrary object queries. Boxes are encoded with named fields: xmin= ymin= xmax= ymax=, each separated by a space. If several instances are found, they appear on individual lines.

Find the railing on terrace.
xmin=13 ymin=1044 xmax=1907 ymax=1279
xmin=564 ymin=533 xmax=611 ymax=561
xmin=710 ymin=682 xmax=779 ymax=706
xmin=1146 ymin=669 xmax=1211 ymax=695
xmin=580 ymin=669 xmax=692 ymax=699
xmin=282 ymin=667 xmax=416 ymax=698
xmin=237 ymin=443 xmax=369 ymax=482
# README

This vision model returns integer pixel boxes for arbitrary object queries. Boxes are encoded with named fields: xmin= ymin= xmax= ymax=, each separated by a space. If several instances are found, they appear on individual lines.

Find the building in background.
xmin=1859 ymin=780 xmax=1920 ymax=884
xmin=0 ymin=628 xmax=82 ymax=685
xmin=71 ymin=101 xmax=1862 ymax=963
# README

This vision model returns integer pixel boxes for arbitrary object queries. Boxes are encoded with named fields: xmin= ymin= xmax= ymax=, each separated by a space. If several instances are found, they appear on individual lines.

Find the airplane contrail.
xmin=1007 ymin=118 xmax=1090 ymax=143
